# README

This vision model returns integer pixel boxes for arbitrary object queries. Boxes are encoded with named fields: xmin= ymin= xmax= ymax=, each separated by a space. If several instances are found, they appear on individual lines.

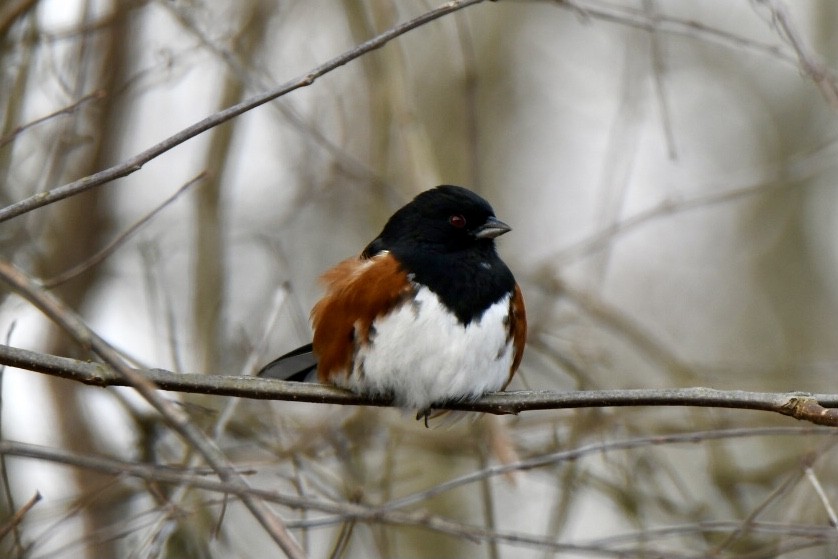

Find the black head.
xmin=362 ymin=185 xmax=511 ymax=258
xmin=363 ymin=185 xmax=516 ymax=325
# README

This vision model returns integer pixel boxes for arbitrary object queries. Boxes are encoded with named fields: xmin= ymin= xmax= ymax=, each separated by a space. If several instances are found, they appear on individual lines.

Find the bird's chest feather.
xmin=332 ymin=286 xmax=514 ymax=410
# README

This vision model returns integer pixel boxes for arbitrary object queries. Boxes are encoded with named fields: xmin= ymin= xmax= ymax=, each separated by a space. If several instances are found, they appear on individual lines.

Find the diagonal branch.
xmin=755 ymin=0 xmax=838 ymax=109
xmin=0 ymin=261 xmax=306 ymax=559
xmin=0 ymin=0 xmax=487 ymax=224
xmin=40 ymin=171 xmax=205 ymax=288
xmin=2 ymin=342 xmax=838 ymax=426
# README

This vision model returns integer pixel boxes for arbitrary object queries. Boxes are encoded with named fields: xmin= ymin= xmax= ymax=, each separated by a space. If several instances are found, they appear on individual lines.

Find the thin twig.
xmin=643 ymin=0 xmax=677 ymax=160
xmin=0 ymin=0 xmax=488 ymax=224
xmin=0 ymin=491 xmax=40 ymax=541
xmin=581 ymin=519 xmax=838 ymax=549
xmin=41 ymin=171 xmax=205 ymax=288
xmin=547 ymin=176 xmax=801 ymax=266
xmin=803 ymin=466 xmax=838 ymax=531
xmin=755 ymin=0 xmax=838 ymax=109
xmin=709 ymin=468 xmax=805 ymax=554
xmin=212 ymin=284 xmax=290 ymax=439
xmin=551 ymin=0 xmax=797 ymax=66
xmin=379 ymin=427 xmax=838 ymax=512
xmin=159 ymin=1 xmax=396 ymax=200
xmin=0 ymin=90 xmax=106 ymax=150
xmin=140 ymin=242 xmax=184 ymax=373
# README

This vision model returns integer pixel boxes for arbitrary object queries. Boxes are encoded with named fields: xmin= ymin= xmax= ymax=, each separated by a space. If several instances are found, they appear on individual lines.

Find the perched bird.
xmin=258 ymin=185 xmax=526 ymax=418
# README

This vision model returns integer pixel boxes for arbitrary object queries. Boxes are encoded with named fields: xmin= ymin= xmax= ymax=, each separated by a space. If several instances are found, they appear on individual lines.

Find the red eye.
xmin=449 ymin=214 xmax=467 ymax=228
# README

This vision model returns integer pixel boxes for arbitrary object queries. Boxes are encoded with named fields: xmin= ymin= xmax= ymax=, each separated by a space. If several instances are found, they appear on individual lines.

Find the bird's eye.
xmin=449 ymin=214 xmax=467 ymax=228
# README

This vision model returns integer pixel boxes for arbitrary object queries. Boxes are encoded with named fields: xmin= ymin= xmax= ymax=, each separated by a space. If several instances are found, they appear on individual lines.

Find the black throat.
xmin=390 ymin=242 xmax=515 ymax=325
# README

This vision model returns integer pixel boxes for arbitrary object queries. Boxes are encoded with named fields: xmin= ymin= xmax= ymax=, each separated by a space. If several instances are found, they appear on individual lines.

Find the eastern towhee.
xmin=258 ymin=185 xmax=526 ymax=418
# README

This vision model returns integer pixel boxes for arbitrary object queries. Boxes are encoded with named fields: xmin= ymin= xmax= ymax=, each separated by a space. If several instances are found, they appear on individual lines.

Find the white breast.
xmin=332 ymin=287 xmax=513 ymax=410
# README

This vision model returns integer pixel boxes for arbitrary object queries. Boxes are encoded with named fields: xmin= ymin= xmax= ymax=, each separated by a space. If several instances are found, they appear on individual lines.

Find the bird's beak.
xmin=474 ymin=216 xmax=512 ymax=239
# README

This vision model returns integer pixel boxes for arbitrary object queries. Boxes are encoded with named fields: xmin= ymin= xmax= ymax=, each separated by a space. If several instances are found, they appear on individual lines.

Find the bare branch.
xmin=40 ymin=171 xmax=205 ymax=288
xmin=2 ymin=343 xmax=838 ymax=426
xmin=755 ymin=0 xmax=838 ymax=109
xmin=552 ymin=0 xmax=798 ymax=66
xmin=548 ymin=174 xmax=805 ymax=266
xmin=0 ymin=90 xmax=107 ymax=150
xmin=803 ymin=466 xmax=838 ymax=535
xmin=3 ymin=432 xmax=834 ymax=558
xmin=0 ymin=439 xmax=628 ymax=556
xmin=0 ymin=491 xmax=40 ymax=541
xmin=378 ymin=427 xmax=838 ymax=511
xmin=0 ymin=262 xmax=306 ymax=559
xmin=0 ymin=0 xmax=487 ymax=224
xmin=709 ymin=467 xmax=805 ymax=554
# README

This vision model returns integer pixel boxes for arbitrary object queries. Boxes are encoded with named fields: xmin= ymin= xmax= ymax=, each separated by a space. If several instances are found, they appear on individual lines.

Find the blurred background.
xmin=2 ymin=0 xmax=838 ymax=557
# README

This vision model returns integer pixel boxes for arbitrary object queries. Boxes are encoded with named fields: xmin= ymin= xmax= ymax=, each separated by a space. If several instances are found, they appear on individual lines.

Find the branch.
xmin=40 ymin=171 xmax=205 ymax=288
xmin=0 ymin=90 xmax=107 ymax=150
xmin=4 ymin=430 xmax=834 ymax=557
xmin=0 ymin=262 xmax=306 ymax=559
xmin=0 ymin=491 xmax=40 ymax=542
xmin=378 ymin=426 xmax=838 ymax=511
xmin=0 ymin=0 xmax=487 ymax=223
xmin=553 ymin=0 xmax=798 ymax=66
xmin=0 ymin=0 xmax=38 ymax=38
xmin=756 ymin=0 xmax=838 ymax=109
xmin=2 ymin=343 xmax=838 ymax=426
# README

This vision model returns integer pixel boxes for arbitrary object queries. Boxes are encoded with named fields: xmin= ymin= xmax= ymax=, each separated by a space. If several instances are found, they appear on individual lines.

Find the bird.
xmin=258 ymin=185 xmax=526 ymax=420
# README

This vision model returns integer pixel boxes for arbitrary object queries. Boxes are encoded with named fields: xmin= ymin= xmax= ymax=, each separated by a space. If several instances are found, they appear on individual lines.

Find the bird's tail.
xmin=257 ymin=343 xmax=318 ymax=382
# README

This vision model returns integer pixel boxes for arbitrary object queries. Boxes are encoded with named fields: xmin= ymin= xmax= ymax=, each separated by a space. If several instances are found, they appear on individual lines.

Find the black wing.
xmin=257 ymin=343 xmax=318 ymax=382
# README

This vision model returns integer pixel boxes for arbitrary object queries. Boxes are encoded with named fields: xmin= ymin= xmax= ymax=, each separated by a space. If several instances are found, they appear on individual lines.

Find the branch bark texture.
xmin=2 ymin=343 xmax=837 ymax=426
